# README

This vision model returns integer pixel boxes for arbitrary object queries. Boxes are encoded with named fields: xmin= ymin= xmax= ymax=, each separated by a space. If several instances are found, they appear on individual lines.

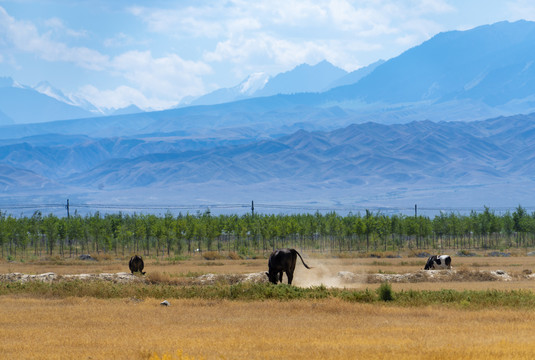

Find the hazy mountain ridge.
xmin=324 ymin=20 xmax=535 ymax=106
xmin=0 ymin=113 xmax=533 ymax=191
xmin=191 ymin=61 xmax=347 ymax=106
xmin=0 ymin=134 xmax=257 ymax=181
xmin=254 ymin=60 xmax=347 ymax=96
xmin=45 ymin=112 xmax=535 ymax=206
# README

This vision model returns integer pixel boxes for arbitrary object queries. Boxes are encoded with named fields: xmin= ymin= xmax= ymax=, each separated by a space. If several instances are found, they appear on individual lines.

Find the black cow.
xmin=424 ymin=255 xmax=452 ymax=270
xmin=266 ymin=248 xmax=311 ymax=285
xmin=129 ymin=255 xmax=146 ymax=275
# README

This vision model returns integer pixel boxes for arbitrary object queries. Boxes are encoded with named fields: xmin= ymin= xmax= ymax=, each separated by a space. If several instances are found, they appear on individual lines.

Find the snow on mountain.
xmin=239 ymin=72 xmax=269 ymax=95
xmin=190 ymin=72 xmax=270 ymax=106
xmin=0 ymin=80 xmax=94 ymax=124
xmin=34 ymin=81 xmax=103 ymax=115
xmin=34 ymin=81 xmax=71 ymax=104
xmin=191 ymin=61 xmax=347 ymax=106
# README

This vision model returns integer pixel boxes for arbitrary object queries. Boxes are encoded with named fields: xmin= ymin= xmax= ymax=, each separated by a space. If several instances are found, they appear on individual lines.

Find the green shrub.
xmin=378 ymin=281 xmax=394 ymax=301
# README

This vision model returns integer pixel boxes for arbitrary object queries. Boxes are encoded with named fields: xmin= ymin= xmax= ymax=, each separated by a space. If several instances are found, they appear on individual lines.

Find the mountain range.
xmin=2 ymin=20 xmax=535 ymax=213
xmin=2 ymin=112 xmax=535 ymax=212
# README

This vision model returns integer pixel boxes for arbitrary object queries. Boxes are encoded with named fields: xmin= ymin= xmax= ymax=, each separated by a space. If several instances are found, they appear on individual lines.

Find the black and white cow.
xmin=424 ymin=255 xmax=452 ymax=270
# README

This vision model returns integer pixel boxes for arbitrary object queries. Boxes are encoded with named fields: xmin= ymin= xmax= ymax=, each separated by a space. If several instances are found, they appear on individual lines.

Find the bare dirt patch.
xmin=2 ymin=269 xmax=535 ymax=287
xmin=337 ymin=269 xmax=535 ymax=284
xmin=0 ymin=272 xmax=144 ymax=283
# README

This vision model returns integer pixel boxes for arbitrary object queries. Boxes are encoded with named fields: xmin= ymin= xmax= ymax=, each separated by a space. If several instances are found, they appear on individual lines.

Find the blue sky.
xmin=0 ymin=0 xmax=533 ymax=111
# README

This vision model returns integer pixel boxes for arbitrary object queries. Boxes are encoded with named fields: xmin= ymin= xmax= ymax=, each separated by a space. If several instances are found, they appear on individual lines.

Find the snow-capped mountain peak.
xmin=34 ymin=81 xmax=71 ymax=104
xmin=239 ymin=72 xmax=269 ymax=95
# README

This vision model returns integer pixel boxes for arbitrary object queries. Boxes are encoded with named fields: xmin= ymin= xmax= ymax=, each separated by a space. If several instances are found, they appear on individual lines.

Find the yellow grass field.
xmin=2 ymin=296 xmax=535 ymax=360
xmin=3 ymin=253 xmax=535 ymax=359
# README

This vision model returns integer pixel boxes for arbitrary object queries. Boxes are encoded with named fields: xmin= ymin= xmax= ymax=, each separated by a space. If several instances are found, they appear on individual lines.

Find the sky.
xmin=0 ymin=0 xmax=534 ymax=112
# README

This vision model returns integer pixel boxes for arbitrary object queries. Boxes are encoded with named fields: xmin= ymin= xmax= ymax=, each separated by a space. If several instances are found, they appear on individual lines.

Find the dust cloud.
xmin=292 ymin=260 xmax=364 ymax=289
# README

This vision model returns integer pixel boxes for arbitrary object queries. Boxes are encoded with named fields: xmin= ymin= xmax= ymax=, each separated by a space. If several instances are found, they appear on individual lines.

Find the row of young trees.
xmin=1 ymin=206 xmax=535 ymax=259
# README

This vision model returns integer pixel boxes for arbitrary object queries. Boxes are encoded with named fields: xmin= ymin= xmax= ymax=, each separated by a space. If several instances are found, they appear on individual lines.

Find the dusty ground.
xmin=3 ymin=254 xmax=535 ymax=291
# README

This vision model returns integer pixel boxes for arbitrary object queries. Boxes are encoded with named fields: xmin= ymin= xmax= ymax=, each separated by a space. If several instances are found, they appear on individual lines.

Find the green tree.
xmin=43 ymin=214 xmax=58 ymax=255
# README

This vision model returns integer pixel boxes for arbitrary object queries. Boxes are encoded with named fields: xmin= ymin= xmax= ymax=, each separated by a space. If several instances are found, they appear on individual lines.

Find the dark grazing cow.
xmin=424 ymin=255 xmax=452 ymax=270
xmin=266 ymin=248 xmax=311 ymax=285
xmin=129 ymin=255 xmax=146 ymax=275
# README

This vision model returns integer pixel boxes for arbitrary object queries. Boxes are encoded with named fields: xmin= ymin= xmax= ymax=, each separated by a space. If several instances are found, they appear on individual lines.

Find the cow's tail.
xmin=292 ymin=249 xmax=312 ymax=269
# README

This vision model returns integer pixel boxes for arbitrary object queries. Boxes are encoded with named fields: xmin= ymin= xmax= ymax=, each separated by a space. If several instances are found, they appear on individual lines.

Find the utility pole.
xmin=414 ymin=204 xmax=418 ymax=217
xmin=251 ymin=200 xmax=255 ymax=217
xmin=65 ymin=199 xmax=70 ymax=257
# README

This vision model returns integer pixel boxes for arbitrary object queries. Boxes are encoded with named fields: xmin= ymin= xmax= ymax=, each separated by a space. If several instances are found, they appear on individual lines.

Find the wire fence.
xmin=1 ymin=200 xmax=534 ymax=218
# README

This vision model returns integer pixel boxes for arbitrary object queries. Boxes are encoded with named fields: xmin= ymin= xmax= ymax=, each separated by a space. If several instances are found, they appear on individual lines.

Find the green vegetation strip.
xmin=2 ymin=204 xmax=535 ymax=260
xmin=1 ymin=280 xmax=535 ymax=309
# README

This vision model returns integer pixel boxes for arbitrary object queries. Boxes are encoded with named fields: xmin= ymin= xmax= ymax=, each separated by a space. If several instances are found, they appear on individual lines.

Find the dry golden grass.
xmin=2 ymin=296 xmax=535 ymax=360
xmin=3 ymin=254 xmax=535 ymax=359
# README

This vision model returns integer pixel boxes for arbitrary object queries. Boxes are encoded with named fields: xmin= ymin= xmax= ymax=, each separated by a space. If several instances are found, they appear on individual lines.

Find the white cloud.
xmin=110 ymin=50 xmax=212 ymax=102
xmin=328 ymin=0 xmax=387 ymax=32
xmin=508 ymin=0 xmax=535 ymax=21
xmin=103 ymin=32 xmax=143 ymax=48
xmin=77 ymin=84 xmax=161 ymax=110
xmin=142 ymin=0 xmax=453 ymax=76
xmin=44 ymin=17 xmax=87 ymax=38
xmin=0 ymin=7 xmax=108 ymax=70
xmin=73 ymin=50 xmax=213 ymax=111
xmin=129 ymin=5 xmax=227 ymax=38
xmin=249 ymin=0 xmax=328 ymax=25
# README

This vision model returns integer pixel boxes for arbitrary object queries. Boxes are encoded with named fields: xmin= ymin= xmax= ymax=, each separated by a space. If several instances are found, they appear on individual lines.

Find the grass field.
xmin=3 ymin=252 xmax=535 ymax=359
xmin=3 ymin=296 xmax=535 ymax=360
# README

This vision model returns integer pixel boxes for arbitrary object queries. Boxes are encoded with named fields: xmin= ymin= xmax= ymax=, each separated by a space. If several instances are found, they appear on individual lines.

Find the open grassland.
xmin=2 ymin=296 xmax=535 ymax=360
xmin=3 ymin=252 xmax=535 ymax=359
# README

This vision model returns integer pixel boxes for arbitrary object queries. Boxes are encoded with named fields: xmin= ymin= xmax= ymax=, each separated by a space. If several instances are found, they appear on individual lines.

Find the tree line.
xmin=1 ymin=206 xmax=535 ymax=259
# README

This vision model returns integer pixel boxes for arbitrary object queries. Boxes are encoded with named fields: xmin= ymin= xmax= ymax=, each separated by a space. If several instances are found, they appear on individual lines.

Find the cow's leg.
xmin=278 ymin=271 xmax=283 ymax=284
xmin=287 ymin=271 xmax=293 ymax=285
xmin=287 ymin=260 xmax=296 ymax=285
